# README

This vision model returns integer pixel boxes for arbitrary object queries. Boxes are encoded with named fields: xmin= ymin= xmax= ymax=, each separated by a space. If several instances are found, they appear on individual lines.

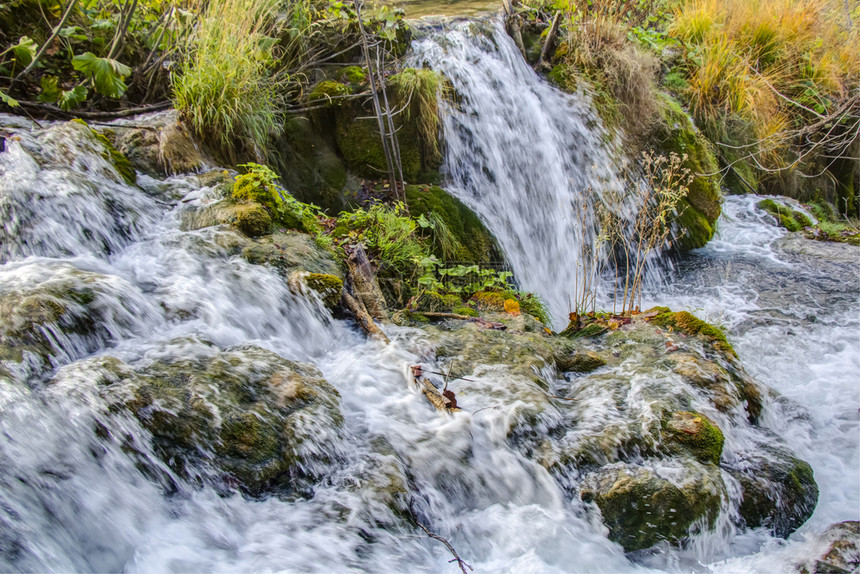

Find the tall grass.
xmin=388 ymin=68 xmax=447 ymax=163
xmin=171 ymin=0 xmax=284 ymax=161
xmin=670 ymin=0 xmax=859 ymax=168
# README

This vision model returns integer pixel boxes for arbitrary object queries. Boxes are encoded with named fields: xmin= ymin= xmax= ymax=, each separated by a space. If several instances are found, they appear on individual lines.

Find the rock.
xmin=288 ymin=271 xmax=344 ymax=310
xmin=757 ymin=198 xmax=813 ymax=232
xmin=242 ymin=233 xmax=342 ymax=277
xmin=555 ymin=349 xmax=606 ymax=373
xmin=647 ymin=307 xmax=736 ymax=358
xmin=0 ymin=263 xmax=152 ymax=376
xmin=113 ymin=110 xmax=205 ymax=177
xmin=181 ymin=199 xmax=272 ymax=237
xmin=55 ymin=344 xmax=344 ymax=494
xmin=662 ymin=411 xmax=724 ymax=464
xmin=727 ymin=445 xmax=819 ymax=537
xmin=580 ymin=460 xmax=725 ymax=551
xmin=404 ymin=184 xmax=502 ymax=263
xmin=654 ymin=94 xmax=722 ymax=250
xmin=798 ymin=522 xmax=860 ymax=574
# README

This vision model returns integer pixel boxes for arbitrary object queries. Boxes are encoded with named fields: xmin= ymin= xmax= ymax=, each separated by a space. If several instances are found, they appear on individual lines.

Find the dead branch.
xmin=408 ymin=499 xmax=473 ymax=574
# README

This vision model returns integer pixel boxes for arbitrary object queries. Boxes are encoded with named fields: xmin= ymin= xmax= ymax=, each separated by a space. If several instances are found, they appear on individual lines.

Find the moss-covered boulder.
xmin=308 ymin=80 xmax=351 ymax=105
xmin=555 ymin=349 xmax=607 ymax=373
xmin=580 ymin=461 xmax=725 ymax=551
xmin=271 ymin=116 xmax=348 ymax=213
xmin=663 ymin=411 xmax=724 ymax=464
xmin=181 ymin=199 xmax=272 ymax=237
xmin=0 ymin=263 xmax=151 ymax=375
xmin=757 ymin=198 xmax=813 ymax=232
xmin=654 ymin=95 xmax=722 ymax=250
xmin=55 ymin=345 xmax=344 ymax=494
xmin=404 ymin=185 xmax=501 ymax=263
xmin=336 ymin=116 xmax=423 ymax=182
xmin=70 ymin=119 xmax=137 ymax=185
xmin=728 ymin=445 xmax=819 ymax=538
xmin=648 ymin=307 xmax=736 ymax=358
xmin=288 ymin=271 xmax=344 ymax=310
xmin=668 ymin=352 xmax=763 ymax=423
xmin=241 ymin=232 xmax=342 ymax=278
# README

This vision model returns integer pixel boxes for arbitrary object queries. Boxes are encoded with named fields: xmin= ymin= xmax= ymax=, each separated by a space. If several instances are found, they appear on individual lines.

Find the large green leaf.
xmin=11 ymin=36 xmax=38 ymax=67
xmin=71 ymin=52 xmax=131 ymax=98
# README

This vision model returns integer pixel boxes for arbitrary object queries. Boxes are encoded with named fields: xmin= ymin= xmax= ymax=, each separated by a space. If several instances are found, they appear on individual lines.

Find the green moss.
xmin=664 ymin=411 xmax=724 ymax=464
xmin=308 ymin=80 xmax=351 ymax=105
xmin=341 ymin=65 xmax=367 ymax=84
xmin=304 ymin=273 xmax=344 ymax=309
xmin=650 ymin=309 xmax=736 ymax=358
xmin=233 ymin=203 xmax=272 ymax=237
xmin=654 ymin=94 xmax=722 ymax=250
xmin=335 ymin=116 xmax=422 ymax=181
xmin=452 ymin=305 xmax=479 ymax=317
xmin=404 ymin=185 xmax=501 ymax=263
xmin=757 ymin=199 xmax=812 ymax=232
xmin=72 ymin=119 xmax=136 ymax=185
xmin=414 ymin=291 xmax=461 ymax=312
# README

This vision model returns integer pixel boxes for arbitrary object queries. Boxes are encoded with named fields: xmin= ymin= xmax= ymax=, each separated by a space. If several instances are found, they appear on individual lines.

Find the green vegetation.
xmin=172 ymin=0 xmax=284 ymax=161
xmin=756 ymin=199 xmax=812 ymax=232
xmin=648 ymin=307 xmax=736 ymax=357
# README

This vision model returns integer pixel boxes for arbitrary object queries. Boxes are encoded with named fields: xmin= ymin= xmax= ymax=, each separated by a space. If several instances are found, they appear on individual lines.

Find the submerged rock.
xmin=580 ymin=460 xmax=725 ymax=551
xmin=727 ymin=445 xmax=819 ymax=538
xmin=797 ymin=521 xmax=860 ymax=574
xmin=55 ymin=344 xmax=344 ymax=495
xmin=757 ymin=198 xmax=813 ymax=232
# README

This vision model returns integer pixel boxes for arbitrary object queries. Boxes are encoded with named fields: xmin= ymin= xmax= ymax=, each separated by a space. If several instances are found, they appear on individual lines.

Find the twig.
xmin=14 ymin=100 xmax=171 ymax=119
xmin=409 ymin=499 xmax=473 ymax=574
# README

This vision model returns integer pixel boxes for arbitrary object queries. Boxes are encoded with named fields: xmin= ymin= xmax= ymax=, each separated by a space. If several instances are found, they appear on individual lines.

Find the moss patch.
xmin=304 ymin=273 xmax=344 ymax=309
xmin=649 ymin=308 xmax=736 ymax=358
xmin=232 ymin=203 xmax=272 ymax=237
xmin=309 ymin=80 xmax=351 ymax=105
xmin=757 ymin=199 xmax=812 ymax=232
xmin=654 ymin=95 xmax=722 ymax=250
xmin=72 ymin=119 xmax=136 ymax=185
xmin=664 ymin=411 xmax=724 ymax=464
xmin=336 ymin=116 xmax=422 ymax=181
xmin=404 ymin=184 xmax=500 ymax=263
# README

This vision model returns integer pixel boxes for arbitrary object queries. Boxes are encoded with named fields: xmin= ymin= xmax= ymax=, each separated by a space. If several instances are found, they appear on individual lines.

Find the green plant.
xmin=388 ymin=68 xmax=447 ymax=162
xmin=232 ymin=162 xmax=323 ymax=234
xmin=335 ymin=202 xmax=427 ymax=274
xmin=172 ymin=0 xmax=284 ymax=160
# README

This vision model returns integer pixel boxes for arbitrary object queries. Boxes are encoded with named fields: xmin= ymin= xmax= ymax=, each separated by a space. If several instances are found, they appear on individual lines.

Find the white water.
xmin=0 ymin=18 xmax=858 ymax=574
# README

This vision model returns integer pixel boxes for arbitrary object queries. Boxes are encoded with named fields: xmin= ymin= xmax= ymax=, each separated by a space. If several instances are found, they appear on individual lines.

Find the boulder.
xmin=580 ymin=460 xmax=725 ymax=551
xmin=113 ymin=110 xmax=205 ymax=177
xmin=798 ymin=522 xmax=860 ymax=574
xmin=727 ymin=445 xmax=819 ymax=537
xmin=53 ymin=344 xmax=344 ymax=495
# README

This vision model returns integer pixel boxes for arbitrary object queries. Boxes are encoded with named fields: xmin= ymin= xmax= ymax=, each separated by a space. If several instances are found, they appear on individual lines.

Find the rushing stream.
xmin=0 ymin=15 xmax=857 ymax=574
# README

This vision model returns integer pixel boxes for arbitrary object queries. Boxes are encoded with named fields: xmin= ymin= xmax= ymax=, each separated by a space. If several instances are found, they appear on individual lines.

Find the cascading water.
xmin=411 ymin=20 xmax=628 ymax=326
xmin=0 ymin=15 xmax=857 ymax=574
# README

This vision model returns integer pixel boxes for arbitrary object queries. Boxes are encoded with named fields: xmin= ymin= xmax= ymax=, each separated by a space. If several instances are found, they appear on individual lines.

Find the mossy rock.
xmin=0 ymin=263 xmax=147 ymax=374
xmin=335 ymin=115 xmax=422 ymax=181
xmin=308 ymin=80 xmax=351 ymax=105
xmin=555 ymin=349 xmax=607 ymax=373
xmin=181 ymin=199 xmax=272 ymax=238
xmin=62 ymin=345 xmax=344 ymax=495
xmin=663 ymin=411 xmax=724 ymax=464
xmin=241 ymin=233 xmax=342 ymax=278
xmin=648 ymin=307 xmax=736 ymax=358
xmin=728 ymin=445 xmax=818 ymax=538
xmin=654 ymin=95 xmax=722 ymax=250
xmin=757 ymin=199 xmax=813 ymax=232
xmin=71 ymin=119 xmax=136 ymax=185
xmin=580 ymin=461 xmax=724 ymax=551
xmin=404 ymin=184 xmax=501 ymax=263
xmin=304 ymin=273 xmax=344 ymax=309
xmin=114 ymin=111 xmax=204 ymax=177
xmin=340 ymin=65 xmax=367 ymax=85
xmin=270 ymin=117 xmax=348 ymax=213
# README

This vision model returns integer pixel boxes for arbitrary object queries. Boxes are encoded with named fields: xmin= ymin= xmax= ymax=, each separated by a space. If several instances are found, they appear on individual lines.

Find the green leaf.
xmin=0 ymin=89 xmax=19 ymax=108
xmin=11 ymin=36 xmax=38 ymax=67
xmin=38 ymin=75 xmax=61 ymax=103
xmin=58 ymin=85 xmax=88 ymax=111
xmin=71 ymin=52 xmax=131 ymax=98
xmin=91 ymin=19 xmax=115 ymax=31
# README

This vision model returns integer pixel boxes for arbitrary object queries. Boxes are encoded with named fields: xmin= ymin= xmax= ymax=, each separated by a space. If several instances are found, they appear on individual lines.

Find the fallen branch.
xmin=538 ymin=11 xmax=561 ymax=69
xmin=409 ymin=499 xmax=473 ymax=574
xmin=14 ymin=100 xmax=171 ymax=120
xmin=410 ymin=365 xmax=459 ymax=413
xmin=342 ymin=291 xmax=390 ymax=343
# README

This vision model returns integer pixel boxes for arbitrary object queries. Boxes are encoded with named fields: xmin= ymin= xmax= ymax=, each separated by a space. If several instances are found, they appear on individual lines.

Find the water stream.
xmin=0 ymin=15 xmax=857 ymax=574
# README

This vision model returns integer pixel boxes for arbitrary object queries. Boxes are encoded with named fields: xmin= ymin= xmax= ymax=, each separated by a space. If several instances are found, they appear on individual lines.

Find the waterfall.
xmin=411 ymin=20 xmax=628 ymax=326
